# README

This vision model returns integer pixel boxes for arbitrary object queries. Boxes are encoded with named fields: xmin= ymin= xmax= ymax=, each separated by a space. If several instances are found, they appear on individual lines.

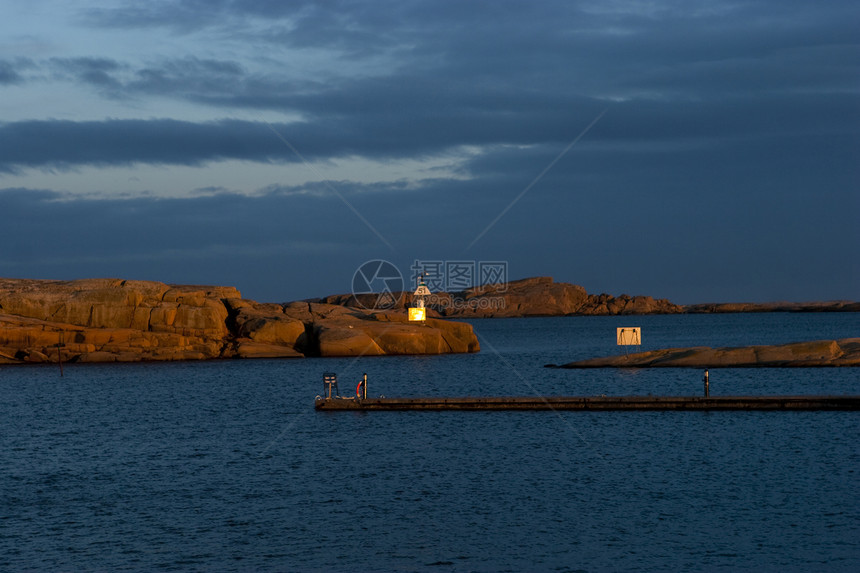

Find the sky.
xmin=1 ymin=0 xmax=858 ymax=304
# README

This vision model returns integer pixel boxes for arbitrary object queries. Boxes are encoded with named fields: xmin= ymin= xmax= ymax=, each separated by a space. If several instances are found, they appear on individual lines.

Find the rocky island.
xmin=317 ymin=276 xmax=685 ymax=317
xmin=318 ymin=276 xmax=859 ymax=317
xmin=0 ymin=278 xmax=479 ymax=365
xmin=552 ymin=338 xmax=860 ymax=368
xmin=2 ymin=275 xmax=856 ymax=366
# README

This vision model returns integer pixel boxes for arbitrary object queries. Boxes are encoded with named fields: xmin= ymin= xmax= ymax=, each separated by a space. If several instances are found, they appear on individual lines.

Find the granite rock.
xmin=315 ymin=277 xmax=684 ymax=317
xmin=0 ymin=278 xmax=479 ymax=364
xmin=553 ymin=338 xmax=860 ymax=368
xmin=684 ymin=301 xmax=860 ymax=313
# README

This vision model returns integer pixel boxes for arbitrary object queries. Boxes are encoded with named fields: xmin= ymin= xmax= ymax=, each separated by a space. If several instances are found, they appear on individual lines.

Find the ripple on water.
xmin=0 ymin=314 xmax=858 ymax=571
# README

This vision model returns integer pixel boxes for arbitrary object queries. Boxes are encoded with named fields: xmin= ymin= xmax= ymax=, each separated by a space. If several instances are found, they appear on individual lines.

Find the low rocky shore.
xmin=0 ymin=278 xmax=479 ymax=365
xmin=317 ymin=276 xmax=859 ymax=318
xmin=317 ymin=276 xmax=684 ymax=318
xmin=685 ymin=301 xmax=860 ymax=313
xmin=551 ymin=338 xmax=860 ymax=368
xmin=2 ymin=275 xmax=855 ymax=365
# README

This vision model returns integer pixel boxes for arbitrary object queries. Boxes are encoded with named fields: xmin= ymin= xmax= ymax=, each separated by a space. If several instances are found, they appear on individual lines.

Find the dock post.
xmin=323 ymin=372 xmax=339 ymax=399
xmin=363 ymin=373 xmax=367 ymax=399
xmin=703 ymin=369 xmax=709 ymax=397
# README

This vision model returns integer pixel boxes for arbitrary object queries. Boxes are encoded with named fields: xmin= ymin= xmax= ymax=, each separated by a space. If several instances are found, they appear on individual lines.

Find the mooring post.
xmin=323 ymin=372 xmax=338 ymax=399
xmin=363 ymin=373 xmax=368 ymax=399
xmin=703 ymin=369 xmax=709 ymax=397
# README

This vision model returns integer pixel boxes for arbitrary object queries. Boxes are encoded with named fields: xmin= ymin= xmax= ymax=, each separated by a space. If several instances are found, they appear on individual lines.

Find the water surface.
xmin=1 ymin=313 xmax=858 ymax=571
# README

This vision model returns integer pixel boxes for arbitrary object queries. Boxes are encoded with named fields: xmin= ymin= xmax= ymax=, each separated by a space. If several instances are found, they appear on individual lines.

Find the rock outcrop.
xmin=685 ymin=301 xmax=860 ymax=313
xmin=0 ymin=278 xmax=479 ymax=365
xmin=317 ymin=276 xmax=859 ymax=317
xmin=316 ymin=277 xmax=684 ymax=318
xmin=552 ymin=338 xmax=860 ymax=368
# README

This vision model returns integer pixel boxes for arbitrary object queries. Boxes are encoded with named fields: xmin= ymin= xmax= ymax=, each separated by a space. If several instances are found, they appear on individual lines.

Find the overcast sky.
xmin=1 ymin=0 xmax=857 ymax=303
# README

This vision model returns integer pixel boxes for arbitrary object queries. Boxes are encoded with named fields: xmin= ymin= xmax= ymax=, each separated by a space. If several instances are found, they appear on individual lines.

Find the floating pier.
xmin=315 ymin=395 xmax=860 ymax=411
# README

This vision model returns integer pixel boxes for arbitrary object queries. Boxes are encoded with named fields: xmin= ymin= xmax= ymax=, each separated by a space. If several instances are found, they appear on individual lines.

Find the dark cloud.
xmin=0 ymin=58 xmax=37 ymax=85
xmin=9 ymin=0 xmax=856 ymax=173
xmin=13 ymin=0 xmax=856 ymax=177
xmin=83 ymin=2 xmax=859 ymax=108
xmin=81 ymin=0 xmax=236 ymax=33
xmin=2 ymin=169 xmax=857 ymax=304
xmin=80 ymin=0 xmax=860 ymax=97
xmin=0 ymin=119 xmax=303 ymax=172
xmin=0 ymin=61 xmax=23 ymax=85
xmin=0 ymin=107 xmax=593 ymax=171
xmin=3 ymin=84 xmax=855 ymax=175
xmin=49 ymin=57 xmax=124 ymax=89
xmin=129 ymin=56 xmax=245 ymax=97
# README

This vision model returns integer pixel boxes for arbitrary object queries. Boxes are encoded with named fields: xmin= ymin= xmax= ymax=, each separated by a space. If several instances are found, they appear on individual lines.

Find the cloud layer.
xmin=0 ymin=0 xmax=857 ymax=302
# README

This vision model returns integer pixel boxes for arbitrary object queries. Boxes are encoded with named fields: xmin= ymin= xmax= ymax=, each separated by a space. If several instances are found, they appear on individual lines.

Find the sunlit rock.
xmin=0 ymin=277 xmax=479 ymax=364
xmin=555 ymin=338 xmax=860 ymax=368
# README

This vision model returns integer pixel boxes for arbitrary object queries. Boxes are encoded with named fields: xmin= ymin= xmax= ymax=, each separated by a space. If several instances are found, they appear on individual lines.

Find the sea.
xmin=1 ymin=312 xmax=858 ymax=572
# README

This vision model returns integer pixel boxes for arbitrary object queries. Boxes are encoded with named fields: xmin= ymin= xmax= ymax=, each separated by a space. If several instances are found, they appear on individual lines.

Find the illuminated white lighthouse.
xmin=408 ymin=272 xmax=431 ymax=321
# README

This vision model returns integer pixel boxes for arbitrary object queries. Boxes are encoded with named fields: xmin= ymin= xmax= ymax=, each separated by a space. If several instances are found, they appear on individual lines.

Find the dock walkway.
xmin=314 ymin=395 xmax=860 ymax=411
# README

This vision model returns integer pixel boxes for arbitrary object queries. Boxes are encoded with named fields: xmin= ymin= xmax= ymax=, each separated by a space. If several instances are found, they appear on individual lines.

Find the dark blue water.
xmin=2 ymin=313 xmax=858 ymax=572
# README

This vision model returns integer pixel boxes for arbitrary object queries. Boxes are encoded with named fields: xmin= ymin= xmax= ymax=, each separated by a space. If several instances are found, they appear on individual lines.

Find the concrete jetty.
xmin=315 ymin=395 xmax=860 ymax=411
